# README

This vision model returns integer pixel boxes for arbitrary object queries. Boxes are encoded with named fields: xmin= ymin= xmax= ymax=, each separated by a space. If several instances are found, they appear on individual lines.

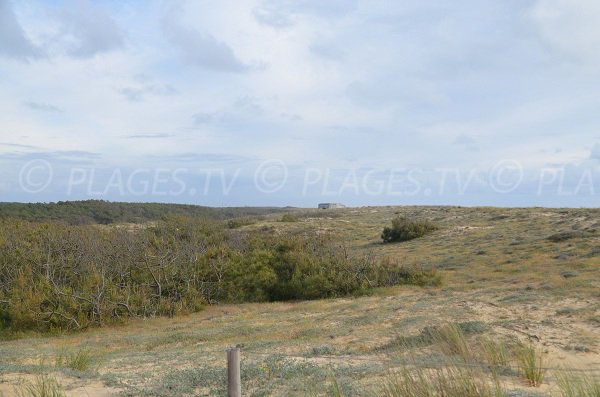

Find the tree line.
xmin=0 ymin=200 xmax=289 ymax=225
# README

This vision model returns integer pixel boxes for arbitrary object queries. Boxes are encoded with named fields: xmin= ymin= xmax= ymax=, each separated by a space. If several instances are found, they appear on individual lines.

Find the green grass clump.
xmin=517 ymin=343 xmax=545 ymax=387
xmin=381 ymin=217 xmax=438 ymax=243
xmin=479 ymin=336 xmax=511 ymax=370
xmin=55 ymin=347 xmax=96 ymax=371
xmin=547 ymin=231 xmax=589 ymax=242
xmin=379 ymin=363 xmax=505 ymax=397
xmin=279 ymin=213 xmax=300 ymax=222
xmin=558 ymin=370 xmax=600 ymax=397
xmin=227 ymin=217 xmax=259 ymax=228
xmin=382 ymin=321 xmax=485 ymax=352
xmin=14 ymin=375 xmax=66 ymax=397
xmin=432 ymin=323 xmax=472 ymax=360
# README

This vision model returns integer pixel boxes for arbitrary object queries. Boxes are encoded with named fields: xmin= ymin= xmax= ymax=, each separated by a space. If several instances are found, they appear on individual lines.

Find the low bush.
xmin=547 ymin=231 xmax=589 ymax=242
xmin=381 ymin=217 xmax=438 ymax=243
xmin=279 ymin=213 xmax=300 ymax=222
xmin=226 ymin=217 xmax=259 ymax=229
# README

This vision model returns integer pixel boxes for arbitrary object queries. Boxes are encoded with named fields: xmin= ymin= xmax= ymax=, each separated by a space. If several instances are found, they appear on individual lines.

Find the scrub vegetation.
xmin=0 ymin=203 xmax=598 ymax=396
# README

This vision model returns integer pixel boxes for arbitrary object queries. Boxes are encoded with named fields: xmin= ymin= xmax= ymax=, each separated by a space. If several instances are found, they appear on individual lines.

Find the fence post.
xmin=227 ymin=347 xmax=241 ymax=397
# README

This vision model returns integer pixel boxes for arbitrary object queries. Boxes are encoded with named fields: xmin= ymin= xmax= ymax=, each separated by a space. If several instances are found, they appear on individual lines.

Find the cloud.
xmin=309 ymin=42 xmax=344 ymax=60
xmin=118 ymin=84 xmax=178 ymax=102
xmin=24 ymin=101 xmax=62 ymax=113
xmin=149 ymin=152 xmax=255 ymax=165
xmin=0 ymin=142 xmax=39 ymax=149
xmin=530 ymin=0 xmax=600 ymax=66
xmin=192 ymin=97 xmax=263 ymax=127
xmin=192 ymin=112 xmax=217 ymax=125
xmin=0 ymin=0 xmax=42 ymax=60
xmin=162 ymin=10 xmax=248 ymax=73
xmin=591 ymin=143 xmax=600 ymax=160
xmin=58 ymin=0 xmax=124 ymax=58
xmin=125 ymin=133 xmax=174 ymax=139
xmin=253 ymin=4 xmax=294 ymax=28
xmin=253 ymin=0 xmax=357 ymax=28
xmin=452 ymin=134 xmax=475 ymax=145
xmin=2 ymin=150 xmax=102 ymax=164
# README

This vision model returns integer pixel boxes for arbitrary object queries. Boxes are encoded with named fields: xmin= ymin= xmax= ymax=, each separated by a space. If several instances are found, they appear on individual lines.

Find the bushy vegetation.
xmin=0 ymin=217 xmax=439 ymax=333
xmin=381 ymin=216 xmax=438 ymax=243
xmin=0 ymin=200 xmax=288 ymax=225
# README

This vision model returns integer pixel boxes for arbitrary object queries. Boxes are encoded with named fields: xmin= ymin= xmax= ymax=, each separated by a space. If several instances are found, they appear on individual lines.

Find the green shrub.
xmin=0 ymin=218 xmax=441 ymax=333
xmin=279 ymin=213 xmax=300 ymax=222
xmin=547 ymin=231 xmax=588 ymax=242
xmin=226 ymin=217 xmax=258 ymax=229
xmin=381 ymin=217 xmax=438 ymax=243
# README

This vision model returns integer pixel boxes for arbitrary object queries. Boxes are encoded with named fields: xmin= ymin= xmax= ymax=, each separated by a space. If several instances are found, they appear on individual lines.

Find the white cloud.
xmin=591 ymin=143 xmax=600 ymax=160
xmin=57 ymin=0 xmax=124 ymax=58
xmin=530 ymin=0 xmax=600 ymax=67
xmin=0 ymin=0 xmax=42 ymax=60
xmin=161 ymin=6 xmax=248 ymax=73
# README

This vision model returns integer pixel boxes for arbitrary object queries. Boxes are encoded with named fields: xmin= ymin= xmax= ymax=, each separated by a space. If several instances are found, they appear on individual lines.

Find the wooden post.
xmin=227 ymin=347 xmax=241 ymax=397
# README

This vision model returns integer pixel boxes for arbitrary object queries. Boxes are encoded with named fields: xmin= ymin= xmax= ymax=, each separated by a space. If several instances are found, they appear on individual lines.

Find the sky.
xmin=0 ymin=0 xmax=599 ymax=207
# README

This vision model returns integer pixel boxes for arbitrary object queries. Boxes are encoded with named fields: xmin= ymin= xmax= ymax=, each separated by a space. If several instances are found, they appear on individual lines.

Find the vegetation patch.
xmin=381 ymin=217 xmax=438 ymax=243
xmin=379 ymin=321 xmax=487 ymax=352
xmin=547 ymin=231 xmax=591 ymax=242
xmin=0 ymin=218 xmax=440 ymax=333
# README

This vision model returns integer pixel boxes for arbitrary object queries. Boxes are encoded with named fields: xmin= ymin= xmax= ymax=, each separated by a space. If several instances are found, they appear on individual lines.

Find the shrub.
xmin=0 ymin=218 xmax=441 ymax=333
xmin=381 ymin=217 xmax=438 ymax=243
xmin=226 ymin=217 xmax=258 ymax=229
xmin=547 ymin=231 xmax=588 ymax=242
xmin=279 ymin=213 xmax=300 ymax=222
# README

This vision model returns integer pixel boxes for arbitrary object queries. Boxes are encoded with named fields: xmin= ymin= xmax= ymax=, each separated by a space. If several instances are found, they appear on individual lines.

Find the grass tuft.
xmin=14 ymin=375 xmax=66 ymax=397
xmin=558 ymin=370 xmax=600 ymax=397
xmin=379 ymin=361 xmax=505 ymax=397
xmin=479 ymin=336 xmax=511 ymax=372
xmin=516 ymin=343 xmax=545 ymax=387
xmin=55 ymin=347 xmax=96 ymax=371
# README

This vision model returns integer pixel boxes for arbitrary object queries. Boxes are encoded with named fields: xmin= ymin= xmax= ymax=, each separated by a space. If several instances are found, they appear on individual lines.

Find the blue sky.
xmin=0 ymin=0 xmax=599 ymax=207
